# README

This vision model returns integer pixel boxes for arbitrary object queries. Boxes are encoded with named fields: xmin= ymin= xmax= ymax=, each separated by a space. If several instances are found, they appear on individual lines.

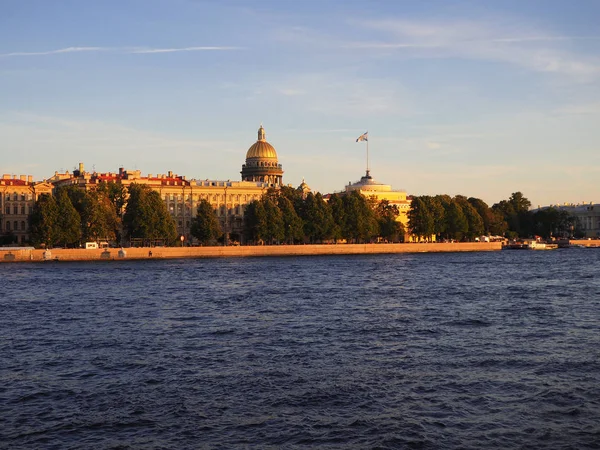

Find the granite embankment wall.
xmin=569 ymin=239 xmax=600 ymax=247
xmin=0 ymin=242 xmax=502 ymax=263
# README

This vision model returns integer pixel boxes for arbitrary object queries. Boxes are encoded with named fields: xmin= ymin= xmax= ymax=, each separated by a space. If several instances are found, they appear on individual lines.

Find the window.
xmin=14 ymin=221 xmax=18 ymax=231
xmin=5 ymin=206 xmax=9 ymax=215
xmin=21 ymin=194 xmax=25 ymax=201
xmin=13 ymin=193 xmax=17 ymax=201
xmin=6 ymin=221 xmax=10 ymax=231
xmin=21 ymin=206 xmax=25 ymax=214
xmin=13 ymin=206 xmax=18 ymax=215
xmin=21 ymin=221 xmax=26 ymax=231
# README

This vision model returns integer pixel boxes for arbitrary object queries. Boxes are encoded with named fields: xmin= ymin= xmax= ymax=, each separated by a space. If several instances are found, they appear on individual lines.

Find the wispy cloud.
xmin=553 ymin=102 xmax=600 ymax=115
xmin=0 ymin=45 xmax=243 ymax=58
xmin=130 ymin=46 xmax=243 ymax=54
xmin=348 ymin=19 xmax=600 ymax=81
xmin=0 ymin=46 xmax=109 ymax=57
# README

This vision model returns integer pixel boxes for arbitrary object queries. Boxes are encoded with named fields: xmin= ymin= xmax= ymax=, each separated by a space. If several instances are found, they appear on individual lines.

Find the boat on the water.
xmin=504 ymin=239 xmax=557 ymax=250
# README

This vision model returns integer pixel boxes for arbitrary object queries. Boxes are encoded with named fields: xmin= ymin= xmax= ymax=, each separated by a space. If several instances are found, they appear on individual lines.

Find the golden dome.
xmin=245 ymin=125 xmax=278 ymax=160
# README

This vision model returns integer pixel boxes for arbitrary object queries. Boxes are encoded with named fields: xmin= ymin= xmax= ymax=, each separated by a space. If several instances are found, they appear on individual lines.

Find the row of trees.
xmin=29 ymin=183 xmax=178 ymax=247
xmin=409 ymin=191 xmax=581 ymax=241
xmin=27 ymin=182 xmax=581 ymax=248
xmin=240 ymin=187 xmax=404 ymax=244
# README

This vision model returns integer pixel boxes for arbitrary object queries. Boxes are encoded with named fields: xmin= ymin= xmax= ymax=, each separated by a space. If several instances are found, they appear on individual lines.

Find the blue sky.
xmin=1 ymin=0 xmax=599 ymax=207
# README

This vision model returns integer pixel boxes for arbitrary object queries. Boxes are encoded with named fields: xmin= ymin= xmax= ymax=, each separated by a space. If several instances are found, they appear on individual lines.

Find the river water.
xmin=1 ymin=249 xmax=600 ymax=449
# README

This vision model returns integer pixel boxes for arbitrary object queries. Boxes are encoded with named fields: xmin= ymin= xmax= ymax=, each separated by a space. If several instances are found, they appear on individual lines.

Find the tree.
xmin=532 ymin=208 xmax=576 ymax=239
xmin=340 ymin=191 xmax=378 ymax=243
xmin=455 ymin=195 xmax=484 ymax=240
xmin=492 ymin=192 xmax=533 ymax=237
xmin=55 ymin=188 xmax=81 ymax=247
xmin=123 ymin=184 xmax=177 ymax=245
xmin=377 ymin=200 xmax=404 ymax=242
xmin=243 ymin=200 xmax=268 ymax=244
xmin=278 ymin=196 xmax=304 ymax=244
xmin=428 ymin=195 xmax=447 ymax=239
xmin=408 ymin=196 xmax=434 ymax=241
xmin=468 ymin=197 xmax=494 ymax=235
xmin=191 ymin=199 xmax=222 ymax=245
xmin=29 ymin=193 xmax=59 ymax=247
xmin=65 ymin=187 xmax=118 ymax=243
xmin=300 ymin=193 xmax=335 ymax=243
xmin=328 ymin=193 xmax=345 ymax=242
xmin=97 ymin=181 xmax=127 ymax=217
xmin=445 ymin=200 xmax=468 ymax=241
xmin=265 ymin=198 xmax=285 ymax=244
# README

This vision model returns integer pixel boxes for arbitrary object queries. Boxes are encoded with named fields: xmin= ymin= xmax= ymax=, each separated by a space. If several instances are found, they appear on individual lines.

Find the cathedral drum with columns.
xmin=241 ymin=125 xmax=283 ymax=186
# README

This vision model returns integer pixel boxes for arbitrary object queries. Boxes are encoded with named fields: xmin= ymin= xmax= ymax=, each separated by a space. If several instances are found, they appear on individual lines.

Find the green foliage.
xmin=377 ymin=200 xmax=404 ymax=242
xmin=445 ymin=200 xmax=468 ymax=241
xmin=263 ymin=198 xmax=285 ymax=244
xmin=492 ymin=191 xmax=533 ymax=238
xmin=327 ymin=194 xmax=345 ymax=241
xmin=338 ymin=191 xmax=378 ymax=243
xmin=97 ymin=181 xmax=127 ymax=216
xmin=408 ymin=197 xmax=434 ymax=240
xmin=191 ymin=199 xmax=222 ymax=245
xmin=455 ymin=196 xmax=484 ymax=240
xmin=55 ymin=188 xmax=81 ymax=247
xmin=65 ymin=186 xmax=118 ymax=243
xmin=123 ymin=184 xmax=177 ymax=244
xmin=532 ymin=207 xmax=576 ymax=239
xmin=278 ymin=196 xmax=304 ymax=244
xmin=243 ymin=200 xmax=268 ymax=243
xmin=29 ymin=193 xmax=59 ymax=247
xmin=300 ymin=193 xmax=336 ymax=243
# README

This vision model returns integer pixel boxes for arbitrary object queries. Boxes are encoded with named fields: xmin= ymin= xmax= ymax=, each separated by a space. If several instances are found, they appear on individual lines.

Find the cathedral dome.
xmin=245 ymin=125 xmax=278 ymax=159
xmin=241 ymin=125 xmax=284 ymax=186
xmin=246 ymin=141 xmax=278 ymax=159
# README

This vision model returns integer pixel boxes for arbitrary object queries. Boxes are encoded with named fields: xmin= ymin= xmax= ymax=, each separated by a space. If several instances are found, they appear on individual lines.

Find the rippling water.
xmin=1 ymin=249 xmax=600 ymax=449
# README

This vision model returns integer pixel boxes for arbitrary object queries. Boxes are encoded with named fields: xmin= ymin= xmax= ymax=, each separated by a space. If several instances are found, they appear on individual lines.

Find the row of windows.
xmin=4 ymin=206 xmax=30 ymax=215
xmin=2 ymin=220 xmax=27 ymax=232
xmin=3 ymin=193 xmax=32 ymax=201
xmin=162 ymin=194 xmax=260 ymax=202
xmin=167 ymin=203 xmax=245 ymax=216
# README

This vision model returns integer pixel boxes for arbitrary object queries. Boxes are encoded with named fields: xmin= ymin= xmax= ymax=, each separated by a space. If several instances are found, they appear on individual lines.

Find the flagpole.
xmin=366 ymin=135 xmax=370 ymax=177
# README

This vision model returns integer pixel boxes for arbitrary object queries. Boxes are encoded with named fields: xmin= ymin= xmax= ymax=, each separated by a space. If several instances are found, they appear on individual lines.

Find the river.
xmin=1 ymin=249 xmax=599 ymax=448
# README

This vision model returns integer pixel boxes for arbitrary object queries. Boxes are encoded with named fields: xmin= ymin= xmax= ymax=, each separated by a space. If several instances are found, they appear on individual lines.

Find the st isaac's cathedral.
xmin=36 ymin=125 xmax=296 ymax=244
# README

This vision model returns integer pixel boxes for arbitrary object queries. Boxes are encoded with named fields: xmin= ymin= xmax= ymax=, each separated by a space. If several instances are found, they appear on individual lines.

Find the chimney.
xmin=28 ymin=176 xmax=33 ymax=183
xmin=79 ymin=162 xmax=84 ymax=174
xmin=20 ymin=175 xmax=26 ymax=181
xmin=168 ymin=171 xmax=173 ymax=178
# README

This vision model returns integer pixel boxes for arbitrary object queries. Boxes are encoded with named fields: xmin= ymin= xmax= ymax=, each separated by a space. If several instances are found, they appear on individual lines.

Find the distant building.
xmin=0 ymin=175 xmax=53 ymax=244
xmin=42 ymin=125 xmax=289 ymax=244
xmin=536 ymin=203 xmax=600 ymax=238
xmin=325 ymin=169 xmax=413 ymax=240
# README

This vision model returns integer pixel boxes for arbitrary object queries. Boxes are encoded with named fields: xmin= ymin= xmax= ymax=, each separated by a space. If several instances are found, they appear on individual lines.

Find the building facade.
xmin=540 ymin=203 xmax=600 ymax=238
xmin=40 ymin=125 xmax=284 ymax=244
xmin=0 ymin=175 xmax=53 ymax=245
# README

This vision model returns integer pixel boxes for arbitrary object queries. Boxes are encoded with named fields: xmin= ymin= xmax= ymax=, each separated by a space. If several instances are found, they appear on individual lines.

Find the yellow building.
xmin=343 ymin=169 xmax=411 ymax=229
xmin=46 ymin=125 xmax=286 ymax=244
xmin=0 ymin=175 xmax=53 ymax=245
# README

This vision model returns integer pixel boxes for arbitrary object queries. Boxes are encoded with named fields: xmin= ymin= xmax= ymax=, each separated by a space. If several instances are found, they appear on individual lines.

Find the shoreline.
xmin=0 ymin=242 xmax=503 ymax=263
